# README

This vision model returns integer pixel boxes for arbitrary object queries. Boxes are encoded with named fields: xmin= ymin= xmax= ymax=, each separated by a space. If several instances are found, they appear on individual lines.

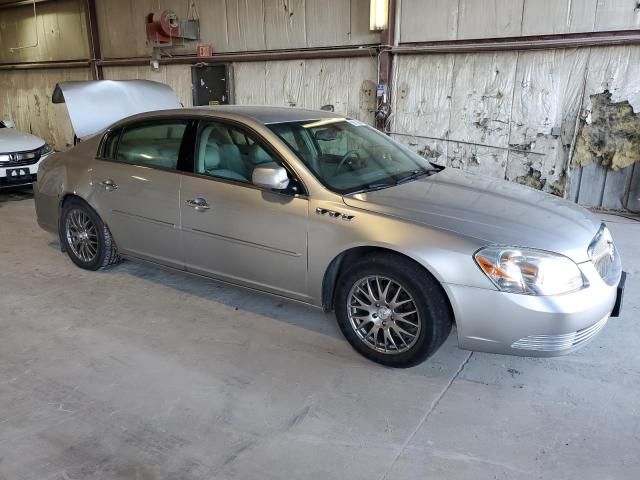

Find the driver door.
xmin=180 ymin=120 xmax=310 ymax=301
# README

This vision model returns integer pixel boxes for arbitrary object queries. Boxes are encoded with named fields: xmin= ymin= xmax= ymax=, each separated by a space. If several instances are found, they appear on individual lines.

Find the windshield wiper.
xmin=346 ymin=182 xmax=396 ymax=195
xmin=394 ymin=168 xmax=433 ymax=185
xmin=346 ymin=167 xmax=438 ymax=195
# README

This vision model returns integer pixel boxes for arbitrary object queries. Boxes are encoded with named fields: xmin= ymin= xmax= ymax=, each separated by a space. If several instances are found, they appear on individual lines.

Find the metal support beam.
xmin=83 ymin=0 xmax=102 ymax=79
xmin=0 ymin=0 xmax=52 ymax=10
xmin=393 ymin=29 xmax=640 ymax=54
xmin=97 ymin=45 xmax=378 ymax=67
xmin=0 ymin=46 xmax=377 ymax=71
xmin=375 ymin=0 xmax=397 ymax=130
xmin=0 ymin=60 xmax=89 ymax=71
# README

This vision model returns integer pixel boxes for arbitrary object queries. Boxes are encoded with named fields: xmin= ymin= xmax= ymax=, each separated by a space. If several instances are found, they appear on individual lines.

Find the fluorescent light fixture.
xmin=370 ymin=0 xmax=389 ymax=31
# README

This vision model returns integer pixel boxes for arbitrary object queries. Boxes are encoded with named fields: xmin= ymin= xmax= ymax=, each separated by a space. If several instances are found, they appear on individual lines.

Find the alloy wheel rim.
xmin=65 ymin=209 xmax=98 ymax=263
xmin=347 ymin=275 xmax=421 ymax=355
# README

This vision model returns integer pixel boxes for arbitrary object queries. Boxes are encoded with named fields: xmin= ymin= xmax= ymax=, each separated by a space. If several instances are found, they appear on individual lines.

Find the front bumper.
xmin=0 ymin=160 xmax=42 ymax=188
xmin=445 ymin=261 xmax=623 ymax=357
xmin=0 ymin=172 xmax=37 ymax=189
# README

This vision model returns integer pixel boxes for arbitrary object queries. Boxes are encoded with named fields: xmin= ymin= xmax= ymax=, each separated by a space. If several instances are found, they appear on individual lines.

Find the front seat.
xmin=248 ymin=143 xmax=275 ymax=169
xmin=200 ymin=138 xmax=248 ymax=182
xmin=206 ymin=125 xmax=249 ymax=179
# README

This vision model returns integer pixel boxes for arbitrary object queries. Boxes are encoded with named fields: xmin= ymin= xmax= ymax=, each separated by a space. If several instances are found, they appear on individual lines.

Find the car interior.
xmin=116 ymin=122 xmax=187 ymax=170
xmin=109 ymin=120 xmax=279 ymax=185
xmin=195 ymin=123 xmax=276 ymax=183
xmin=270 ymin=121 xmax=426 ymax=192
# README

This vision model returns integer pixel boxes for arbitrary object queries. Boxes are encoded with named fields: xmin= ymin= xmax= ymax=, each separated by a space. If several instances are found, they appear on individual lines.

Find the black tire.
xmin=335 ymin=253 xmax=452 ymax=368
xmin=60 ymin=198 xmax=120 ymax=271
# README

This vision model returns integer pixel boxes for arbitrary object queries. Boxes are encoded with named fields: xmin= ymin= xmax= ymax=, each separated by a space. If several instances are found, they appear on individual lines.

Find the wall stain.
xmin=549 ymin=172 xmax=567 ymax=197
xmin=418 ymin=144 xmax=443 ymax=160
xmin=572 ymin=90 xmax=640 ymax=171
xmin=515 ymin=167 xmax=546 ymax=190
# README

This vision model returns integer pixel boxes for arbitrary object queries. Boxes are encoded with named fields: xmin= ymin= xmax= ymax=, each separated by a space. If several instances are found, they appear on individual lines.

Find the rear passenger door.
xmin=90 ymin=119 xmax=189 ymax=269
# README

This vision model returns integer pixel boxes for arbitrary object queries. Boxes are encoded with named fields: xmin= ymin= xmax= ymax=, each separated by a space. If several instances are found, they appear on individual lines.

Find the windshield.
xmin=268 ymin=118 xmax=438 ymax=194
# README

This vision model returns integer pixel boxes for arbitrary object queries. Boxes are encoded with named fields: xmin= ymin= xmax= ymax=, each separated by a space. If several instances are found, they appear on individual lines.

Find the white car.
xmin=0 ymin=119 xmax=53 ymax=189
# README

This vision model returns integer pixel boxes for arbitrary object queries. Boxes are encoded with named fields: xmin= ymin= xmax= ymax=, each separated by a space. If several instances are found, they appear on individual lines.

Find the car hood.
xmin=343 ymin=168 xmax=601 ymax=262
xmin=52 ymin=80 xmax=182 ymax=138
xmin=0 ymin=128 xmax=45 ymax=153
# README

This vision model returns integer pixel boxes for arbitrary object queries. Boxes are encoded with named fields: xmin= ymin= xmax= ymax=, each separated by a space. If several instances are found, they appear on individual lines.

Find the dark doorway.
xmin=191 ymin=64 xmax=233 ymax=106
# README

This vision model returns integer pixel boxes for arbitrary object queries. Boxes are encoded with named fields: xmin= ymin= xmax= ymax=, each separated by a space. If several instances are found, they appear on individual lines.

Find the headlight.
xmin=39 ymin=144 xmax=53 ymax=157
xmin=474 ymin=247 xmax=585 ymax=296
xmin=588 ymin=224 xmax=621 ymax=285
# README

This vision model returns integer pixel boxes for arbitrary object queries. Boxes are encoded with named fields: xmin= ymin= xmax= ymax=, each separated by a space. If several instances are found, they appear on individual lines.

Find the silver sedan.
xmin=34 ymin=93 xmax=625 ymax=367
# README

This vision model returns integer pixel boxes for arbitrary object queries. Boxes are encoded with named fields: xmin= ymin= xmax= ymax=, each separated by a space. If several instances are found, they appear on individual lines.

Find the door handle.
xmin=100 ymin=179 xmax=118 ymax=191
xmin=186 ymin=197 xmax=211 ymax=212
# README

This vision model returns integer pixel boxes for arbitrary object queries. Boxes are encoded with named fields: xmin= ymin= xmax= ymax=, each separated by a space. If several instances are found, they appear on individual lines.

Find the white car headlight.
xmin=39 ymin=143 xmax=53 ymax=157
xmin=474 ymin=247 xmax=585 ymax=296
xmin=588 ymin=224 xmax=621 ymax=285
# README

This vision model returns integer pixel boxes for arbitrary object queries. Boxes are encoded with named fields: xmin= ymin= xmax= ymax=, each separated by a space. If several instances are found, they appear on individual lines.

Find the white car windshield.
xmin=269 ymin=119 xmax=439 ymax=194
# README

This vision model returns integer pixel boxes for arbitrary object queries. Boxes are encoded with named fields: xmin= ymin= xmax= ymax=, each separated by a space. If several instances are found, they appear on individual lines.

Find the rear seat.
xmin=117 ymin=140 xmax=181 ymax=169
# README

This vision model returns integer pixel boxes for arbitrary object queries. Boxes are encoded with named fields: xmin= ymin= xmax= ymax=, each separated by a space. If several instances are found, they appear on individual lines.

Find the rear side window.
xmin=115 ymin=121 xmax=187 ymax=170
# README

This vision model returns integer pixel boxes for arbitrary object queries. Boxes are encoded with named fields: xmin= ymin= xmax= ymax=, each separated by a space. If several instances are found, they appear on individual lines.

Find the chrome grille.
xmin=511 ymin=314 xmax=608 ymax=351
xmin=0 ymin=157 xmax=40 ymax=168
xmin=0 ymin=150 xmax=40 ymax=167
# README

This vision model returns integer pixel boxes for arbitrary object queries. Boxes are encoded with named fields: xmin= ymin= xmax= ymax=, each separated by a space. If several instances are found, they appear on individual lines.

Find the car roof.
xmin=193 ymin=105 xmax=345 ymax=124
xmin=107 ymin=105 xmax=349 ymax=133
xmin=145 ymin=105 xmax=343 ymax=126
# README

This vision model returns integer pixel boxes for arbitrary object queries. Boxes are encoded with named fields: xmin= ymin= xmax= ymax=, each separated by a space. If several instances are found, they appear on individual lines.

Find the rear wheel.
xmin=335 ymin=254 xmax=452 ymax=367
xmin=61 ymin=198 xmax=120 ymax=270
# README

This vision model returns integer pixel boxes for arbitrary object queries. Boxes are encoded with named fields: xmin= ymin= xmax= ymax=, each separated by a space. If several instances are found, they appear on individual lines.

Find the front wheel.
xmin=60 ymin=198 xmax=120 ymax=270
xmin=335 ymin=254 xmax=452 ymax=367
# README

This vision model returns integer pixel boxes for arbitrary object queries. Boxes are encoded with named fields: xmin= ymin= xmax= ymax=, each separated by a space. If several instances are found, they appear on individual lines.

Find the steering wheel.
xmin=334 ymin=150 xmax=362 ymax=175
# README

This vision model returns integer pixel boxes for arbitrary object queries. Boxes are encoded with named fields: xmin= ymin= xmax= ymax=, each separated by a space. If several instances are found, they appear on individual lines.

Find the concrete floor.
xmin=1 ymin=188 xmax=639 ymax=480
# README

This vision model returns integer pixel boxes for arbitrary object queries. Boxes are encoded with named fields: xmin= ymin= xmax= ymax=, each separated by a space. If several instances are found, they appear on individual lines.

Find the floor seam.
xmin=379 ymin=351 xmax=474 ymax=480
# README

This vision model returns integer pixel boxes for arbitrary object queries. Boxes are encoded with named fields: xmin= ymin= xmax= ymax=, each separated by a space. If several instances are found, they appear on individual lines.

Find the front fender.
xmin=34 ymin=140 xmax=99 ymax=235
xmin=307 ymin=199 xmax=496 ymax=306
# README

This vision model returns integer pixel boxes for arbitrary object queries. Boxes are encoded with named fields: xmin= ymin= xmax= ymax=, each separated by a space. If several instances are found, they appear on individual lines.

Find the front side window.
xmin=195 ymin=121 xmax=277 ymax=184
xmin=269 ymin=119 xmax=438 ymax=194
xmin=115 ymin=121 xmax=187 ymax=170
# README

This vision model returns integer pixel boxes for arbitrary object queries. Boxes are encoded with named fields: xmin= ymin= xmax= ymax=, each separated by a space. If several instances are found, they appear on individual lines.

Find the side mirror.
xmin=252 ymin=162 xmax=290 ymax=190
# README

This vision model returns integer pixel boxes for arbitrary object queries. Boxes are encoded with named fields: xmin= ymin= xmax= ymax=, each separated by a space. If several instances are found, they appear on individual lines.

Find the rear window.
xmin=114 ymin=121 xmax=187 ymax=170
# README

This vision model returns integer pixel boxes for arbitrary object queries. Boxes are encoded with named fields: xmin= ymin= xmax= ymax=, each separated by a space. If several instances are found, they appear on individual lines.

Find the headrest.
xmin=209 ymin=125 xmax=233 ymax=144
xmin=199 ymin=125 xmax=220 ymax=171
xmin=249 ymin=143 xmax=273 ymax=166
xmin=203 ymin=143 xmax=221 ymax=170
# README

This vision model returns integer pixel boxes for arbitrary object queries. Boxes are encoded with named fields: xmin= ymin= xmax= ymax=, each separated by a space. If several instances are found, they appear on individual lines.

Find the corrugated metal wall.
xmin=231 ymin=58 xmax=377 ymax=121
xmin=102 ymin=57 xmax=378 ymax=124
xmin=0 ymin=0 xmax=90 ymax=149
xmin=399 ymin=0 xmax=640 ymax=42
xmin=0 ymin=0 xmax=88 ymax=63
xmin=392 ymin=0 xmax=640 ymax=211
xmin=95 ymin=0 xmax=378 ymax=58
xmin=0 ymin=68 xmax=91 ymax=149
